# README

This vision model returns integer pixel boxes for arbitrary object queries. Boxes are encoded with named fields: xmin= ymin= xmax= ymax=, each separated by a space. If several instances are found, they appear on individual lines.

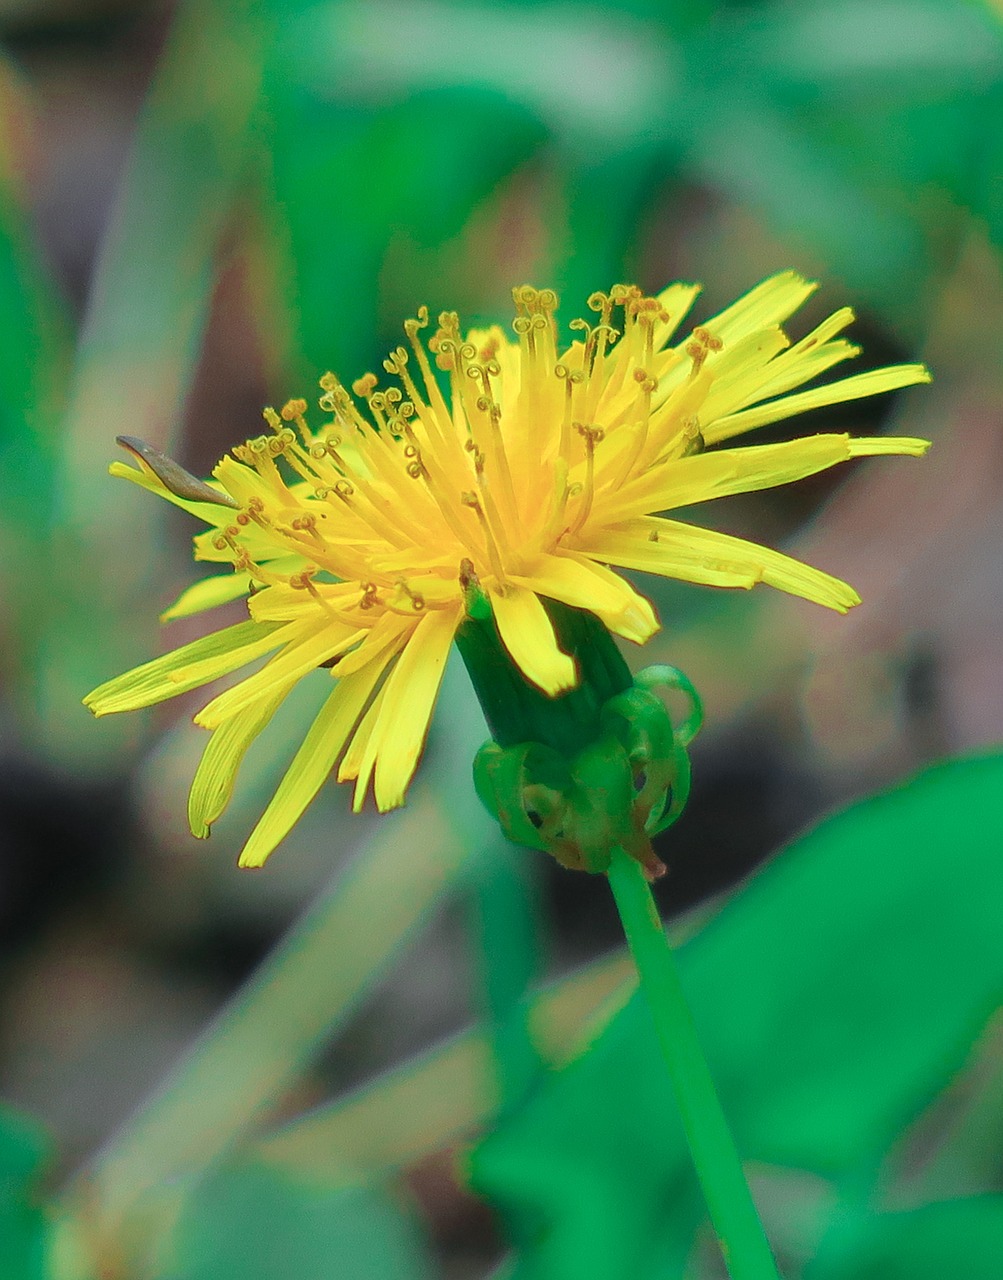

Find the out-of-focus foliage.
xmin=0 ymin=1104 xmax=49 ymax=1280
xmin=157 ymin=1161 xmax=434 ymax=1280
xmin=804 ymin=1197 xmax=1003 ymax=1280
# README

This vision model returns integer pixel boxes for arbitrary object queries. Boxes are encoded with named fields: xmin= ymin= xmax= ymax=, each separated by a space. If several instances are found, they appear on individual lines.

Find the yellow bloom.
xmin=85 ymin=272 xmax=929 ymax=867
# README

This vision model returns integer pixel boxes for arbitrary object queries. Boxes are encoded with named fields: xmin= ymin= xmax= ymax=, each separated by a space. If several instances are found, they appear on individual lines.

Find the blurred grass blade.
xmin=70 ymin=776 xmax=493 ymax=1242
xmin=39 ymin=0 xmax=270 ymax=762
xmin=467 ymin=844 xmax=543 ymax=1117
xmin=806 ymin=1196 xmax=1003 ymax=1280
xmin=0 ymin=1104 xmax=52 ymax=1280
xmin=159 ymin=1165 xmax=435 ymax=1280
xmin=253 ymin=947 xmax=635 ymax=1183
xmin=0 ymin=54 xmax=71 ymax=675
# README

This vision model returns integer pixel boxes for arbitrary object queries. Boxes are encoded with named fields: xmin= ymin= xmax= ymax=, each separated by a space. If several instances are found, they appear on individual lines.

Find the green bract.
xmin=457 ymin=596 xmax=701 ymax=876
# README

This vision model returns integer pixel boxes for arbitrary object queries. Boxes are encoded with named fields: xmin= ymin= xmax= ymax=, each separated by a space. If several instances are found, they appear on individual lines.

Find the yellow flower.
xmin=85 ymin=272 xmax=929 ymax=867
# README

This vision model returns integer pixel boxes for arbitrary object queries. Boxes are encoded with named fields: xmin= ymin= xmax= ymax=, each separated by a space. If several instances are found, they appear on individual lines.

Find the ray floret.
xmin=84 ymin=274 xmax=930 ymax=866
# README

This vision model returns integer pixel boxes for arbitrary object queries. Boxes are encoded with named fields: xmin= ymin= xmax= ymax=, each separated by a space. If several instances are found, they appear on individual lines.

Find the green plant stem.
xmin=606 ymin=845 xmax=781 ymax=1280
xmin=470 ymin=845 xmax=542 ymax=1115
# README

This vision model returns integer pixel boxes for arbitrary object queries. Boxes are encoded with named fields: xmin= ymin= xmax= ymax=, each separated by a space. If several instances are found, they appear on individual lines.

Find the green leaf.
xmin=158 ymin=1160 xmax=433 ymax=1280
xmin=471 ymin=751 xmax=1003 ymax=1277
xmin=807 ymin=1196 xmax=1003 ymax=1280
xmin=0 ymin=1104 xmax=51 ymax=1280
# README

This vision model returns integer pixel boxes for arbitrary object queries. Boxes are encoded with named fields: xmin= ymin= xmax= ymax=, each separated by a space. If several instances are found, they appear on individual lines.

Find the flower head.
xmin=85 ymin=272 xmax=929 ymax=867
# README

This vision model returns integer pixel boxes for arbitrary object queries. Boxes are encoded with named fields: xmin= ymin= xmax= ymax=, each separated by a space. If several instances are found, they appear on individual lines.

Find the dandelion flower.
xmin=84 ymin=272 xmax=930 ymax=867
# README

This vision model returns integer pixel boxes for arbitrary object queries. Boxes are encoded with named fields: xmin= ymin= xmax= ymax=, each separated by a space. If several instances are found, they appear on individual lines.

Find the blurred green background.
xmin=0 ymin=0 xmax=1001 ymax=1276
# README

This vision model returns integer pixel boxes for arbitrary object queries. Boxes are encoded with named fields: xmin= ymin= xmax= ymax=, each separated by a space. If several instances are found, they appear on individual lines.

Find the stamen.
xmin=607 ymin=368 xmax=658 ymax=491
xmin=461 ymin=491 xmax=507 ymax=582
xmin=403 ymin=307 xmax=454 ymax=426
xmin=396 ymin=579 xmax=426 ymax=612
xmin=280 ymin=397 xmax=312 ymax=446
xmin=686 ymin=326 xmax=723 ymax=377
xmin=568 ymin=423 xmax=603 ymax=535
xmin=290 ymin=571 xmax=341 ymax=618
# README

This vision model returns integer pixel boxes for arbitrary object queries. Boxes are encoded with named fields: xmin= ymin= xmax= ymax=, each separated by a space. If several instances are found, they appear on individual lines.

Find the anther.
xmin=397 ymin=580 xmax=426 ymax=612
xmin=383 ymin=347 xmax=408 ymax=376
xmin=408 ymin=306 xmax=431 ymax=338
xmin=281 ymin=398 xmax=308 ymax=421
xmin=574 ymin=422 xmax=605 ymax=446
xmin=685 ymin=326 xmax=723 ymax=377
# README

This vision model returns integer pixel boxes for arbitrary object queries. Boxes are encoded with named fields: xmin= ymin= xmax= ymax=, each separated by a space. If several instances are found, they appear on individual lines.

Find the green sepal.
xmin=474 ymin=741 xmax=560 ymax=853
xmin=470 ymin=662 xmax=702 ymax=877
xmin=634 ymin=664 xmax=703 ymax=746
xmin=456 ymin=597 xmax=631 ymax=756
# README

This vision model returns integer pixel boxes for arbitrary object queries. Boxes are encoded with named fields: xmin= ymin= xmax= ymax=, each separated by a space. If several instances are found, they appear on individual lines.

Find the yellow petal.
xmin=188 ymin=686 xmax=289 ymax=837
xmin=653 ymin=282 xmax=701 ymax=346
xmin=705 ymin=364 xmax=932 ymax=445
xmin=338 ymin=682 xmax=390 ymax=787
xmin=364 ymin=605 xmax=461 ymax=813
xmin=603 ymin=432 xmax=931 ymax=523
xmin=160 ymin=572 xmax=252 ymax=621
xmin=695 ymin=327 xmax=792 ymax=422
xmin=699 ymin=271 xmax=817 ymax=346
xmin=194 ymin=617 xmax=364 ymax=730
xmin=84 ymin=620 xmax=283 ymax=716
xmin=248 ymin=579 xmax=362 ymax=625
xmin=344 ymin=684 xmax=391 ymax=812
xmin=108 ymin=459 xmax=233 ymax=526
xmin=490 ymin=584 xmax=577 ymax=695
xmin=585 ymin=518 xmax=861 ymax=612
xmin=510 ymin=555 xmax=658 ymax=644
xmin=328 ymin=611 xmax=414 ymax=678
xmin=745 ymin=307 xmax=858 ymax=404
xmin=237 ymin=661 xmax=389 ymax=868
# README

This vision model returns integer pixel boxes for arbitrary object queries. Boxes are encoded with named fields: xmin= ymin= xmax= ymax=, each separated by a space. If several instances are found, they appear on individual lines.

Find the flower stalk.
xmin=606 ymin=845 xmax=781 ymax=1280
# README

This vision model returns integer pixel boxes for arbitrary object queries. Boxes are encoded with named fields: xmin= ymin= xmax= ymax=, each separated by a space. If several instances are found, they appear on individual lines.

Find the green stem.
xmin=470 ymin=845 xmax=542 ymax=1116
xmin=606 ymin=846 xmax=781 ymax=1280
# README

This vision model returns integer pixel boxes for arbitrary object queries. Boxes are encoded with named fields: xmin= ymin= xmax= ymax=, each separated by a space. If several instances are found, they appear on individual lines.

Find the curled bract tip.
xmin=473 ymin=665 xmax=702 ymax=877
